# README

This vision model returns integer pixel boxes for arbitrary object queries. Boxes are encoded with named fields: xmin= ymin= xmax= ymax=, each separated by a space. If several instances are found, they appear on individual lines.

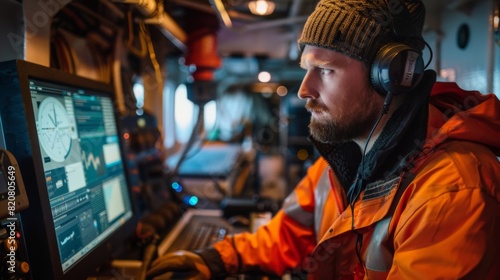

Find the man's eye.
xmin=320 ymin=68 xmax=332 ymax=75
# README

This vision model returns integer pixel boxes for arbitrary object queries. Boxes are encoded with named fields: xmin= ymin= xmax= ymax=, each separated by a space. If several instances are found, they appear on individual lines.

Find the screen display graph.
xmin=29 ymin=78 xmax=133 ymax=272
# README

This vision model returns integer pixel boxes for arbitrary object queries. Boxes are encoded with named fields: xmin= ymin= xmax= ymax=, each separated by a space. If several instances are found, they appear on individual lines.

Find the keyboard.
xmin=188 ymin=222 xmax=228 ymax=251
xmin=157 ymin=209 xmax=232 ymax=255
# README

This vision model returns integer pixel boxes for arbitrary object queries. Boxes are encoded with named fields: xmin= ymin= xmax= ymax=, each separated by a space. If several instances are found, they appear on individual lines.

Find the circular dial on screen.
xmin=37 ymin=97 xmax=72 ymax=162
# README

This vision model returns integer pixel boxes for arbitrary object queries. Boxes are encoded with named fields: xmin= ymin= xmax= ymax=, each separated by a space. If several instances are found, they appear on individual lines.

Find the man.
xmin=148 ymin=0 xmax=500 ymax=279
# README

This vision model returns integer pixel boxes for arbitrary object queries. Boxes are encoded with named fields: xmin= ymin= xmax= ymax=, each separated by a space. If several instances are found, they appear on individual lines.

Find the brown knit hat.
xmin=298 ymin=0 xmax=425 ymax=65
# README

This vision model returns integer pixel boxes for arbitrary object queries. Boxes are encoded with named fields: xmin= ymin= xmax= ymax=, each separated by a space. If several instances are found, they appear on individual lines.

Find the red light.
xmin=124 ymin=133 xmax=130 ymax=140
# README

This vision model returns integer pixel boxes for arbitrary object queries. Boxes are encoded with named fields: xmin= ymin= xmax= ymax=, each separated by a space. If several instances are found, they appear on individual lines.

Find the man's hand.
xmin=147 ymin=250 xmax=211 ymax=280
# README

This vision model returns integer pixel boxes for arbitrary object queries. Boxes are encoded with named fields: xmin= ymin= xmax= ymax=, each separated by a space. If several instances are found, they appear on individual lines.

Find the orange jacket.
xmin=209 ymin=80 xmax=500 ymax=279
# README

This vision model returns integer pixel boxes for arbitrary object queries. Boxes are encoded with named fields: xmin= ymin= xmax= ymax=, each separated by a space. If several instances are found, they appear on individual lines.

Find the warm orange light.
xmin=276 ymin=85 xmax=288 ymax=96
xmin=297 ymin=149 xmax=309 ymax=161
xmin=248 ymin=0 xmax=275 ymax=16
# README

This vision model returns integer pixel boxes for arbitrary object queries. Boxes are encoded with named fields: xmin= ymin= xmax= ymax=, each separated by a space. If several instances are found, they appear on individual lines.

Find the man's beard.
xmin=307 ymin=101 xmax=381 ymax=144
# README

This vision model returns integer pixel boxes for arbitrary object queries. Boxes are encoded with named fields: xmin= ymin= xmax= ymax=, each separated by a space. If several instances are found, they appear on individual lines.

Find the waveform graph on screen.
xmin=80 ymin=137 xmax=106 ymax=182
xmin=82 ymin=150 xmax=102 ymax=171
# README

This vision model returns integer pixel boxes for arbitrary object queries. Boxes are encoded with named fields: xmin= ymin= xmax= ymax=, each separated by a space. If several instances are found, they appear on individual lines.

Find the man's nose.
xmin=297 ymin=71 xmax=318 ymax=100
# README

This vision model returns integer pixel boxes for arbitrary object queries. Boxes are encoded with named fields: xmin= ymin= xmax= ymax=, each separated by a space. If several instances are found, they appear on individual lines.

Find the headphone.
xmin=370 ymin=0 xmax=426 ymax=101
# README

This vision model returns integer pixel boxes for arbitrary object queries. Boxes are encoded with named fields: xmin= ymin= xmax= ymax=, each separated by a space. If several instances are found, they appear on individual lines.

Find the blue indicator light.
xmin=171 ymin=182 xmax=182 ymax=192
xmin=188 ymin=196 xmax=199 ymax=206
xmin=182 ymin=195 xmax=199 ymax=206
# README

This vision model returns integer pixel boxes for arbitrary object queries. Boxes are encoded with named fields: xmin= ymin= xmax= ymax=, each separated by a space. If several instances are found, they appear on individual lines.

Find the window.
xmin=133 ymin=82 xmax=144 ymax=109
xmin=172 ymin=83 xmax=217 ymax=144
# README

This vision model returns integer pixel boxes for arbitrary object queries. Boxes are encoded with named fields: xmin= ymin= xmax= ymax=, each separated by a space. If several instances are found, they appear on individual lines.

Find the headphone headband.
xmin=384 ymin=0 xmax=424 ymax=50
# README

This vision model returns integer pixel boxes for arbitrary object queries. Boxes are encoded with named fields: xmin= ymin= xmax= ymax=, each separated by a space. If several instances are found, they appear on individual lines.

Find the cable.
xmin=347 ymin=104 xmax=387 ymax=267
xmin=140 ymin=21 xmax=163 ymax=98
xmin=346 ymin=92 xmax=392 ymax=275
xmin=136 ymin=234 xmax=159 ymax=280
xmin=350 ymin=93 xmax=391 ymax=204
xmin=423 ymin=39 xmax=434 ymax=70
xmin=126 ymin=9 xmax=147 ymax=58
xmin=170 ymin=105 xmax=205 ymax=177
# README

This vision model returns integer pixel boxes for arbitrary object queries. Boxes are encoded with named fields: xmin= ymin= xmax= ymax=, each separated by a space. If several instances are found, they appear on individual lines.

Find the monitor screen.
xmin=29 ymin=78 xmax=133 ymax=272
xmin=0 ymin=60 xmax=136 ymax=279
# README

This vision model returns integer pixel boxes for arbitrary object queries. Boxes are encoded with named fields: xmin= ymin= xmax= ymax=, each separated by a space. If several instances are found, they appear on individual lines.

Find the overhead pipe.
xmin=169 ymin=0 xmax=256 ymax=22
xmin=208 ymin=0 xmax=233 ymax=28
xmin=112 ymin=0 xmax=187 ymax=51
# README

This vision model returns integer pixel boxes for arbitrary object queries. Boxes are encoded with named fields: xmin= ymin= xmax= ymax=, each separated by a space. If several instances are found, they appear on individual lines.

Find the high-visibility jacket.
xmin=206 ymin=79 xmax=500 ymax=279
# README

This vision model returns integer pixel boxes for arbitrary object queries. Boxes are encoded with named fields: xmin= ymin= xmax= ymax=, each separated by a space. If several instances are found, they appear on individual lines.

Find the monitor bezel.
xmin=0 ymin=59 xmax=138 ymax=280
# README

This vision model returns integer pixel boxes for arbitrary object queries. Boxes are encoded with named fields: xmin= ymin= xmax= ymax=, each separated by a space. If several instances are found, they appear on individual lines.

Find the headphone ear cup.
xmin=370 ymin=42 xmax=425 ymax=97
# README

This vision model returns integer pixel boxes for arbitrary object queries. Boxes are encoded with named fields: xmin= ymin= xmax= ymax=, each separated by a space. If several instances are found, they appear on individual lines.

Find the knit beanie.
xmin=298 ymin=0 xmax=426 ymax=65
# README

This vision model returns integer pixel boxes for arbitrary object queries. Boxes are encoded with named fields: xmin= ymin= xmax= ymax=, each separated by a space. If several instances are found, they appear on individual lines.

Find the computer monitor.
xmin=0 ymin=60 xmax=136 ymax=279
